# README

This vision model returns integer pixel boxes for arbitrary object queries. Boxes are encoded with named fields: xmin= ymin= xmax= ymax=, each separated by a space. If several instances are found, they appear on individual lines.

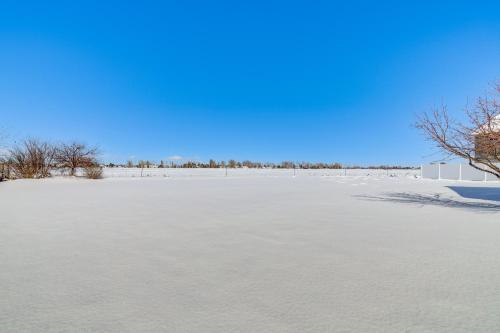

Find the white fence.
xmin=421 ymin=163 xmax=499 ymax=181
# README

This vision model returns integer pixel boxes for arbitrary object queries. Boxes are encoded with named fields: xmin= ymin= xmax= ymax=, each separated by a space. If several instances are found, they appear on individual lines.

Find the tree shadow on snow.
xmin=447 ymin=186 xmax=500 ymax=202
xmin=356 ymin=192 xmax=500 ymax=213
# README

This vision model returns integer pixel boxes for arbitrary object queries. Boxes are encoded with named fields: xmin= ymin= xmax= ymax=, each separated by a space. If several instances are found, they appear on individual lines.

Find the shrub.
xmin=84 ymin=165 xmax=103 ymax=179
xmin=0 ymin=160 xmax=8 ymax=181
xmin=9 ymin=139 xmax=56 ymax=178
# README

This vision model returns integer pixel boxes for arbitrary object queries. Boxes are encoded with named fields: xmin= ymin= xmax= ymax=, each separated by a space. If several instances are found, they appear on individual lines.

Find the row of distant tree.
xmin=0 ymin=137 xmax=419 ymax=182
xmin=0 ymin=138 xmax=417 ymax=182
xmin=106 ymin=159 xmax=416 ymax=170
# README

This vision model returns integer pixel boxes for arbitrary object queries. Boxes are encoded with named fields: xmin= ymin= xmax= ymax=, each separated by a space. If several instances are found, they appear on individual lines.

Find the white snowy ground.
xmin=1 ymin=170 xmax=500 ymax=332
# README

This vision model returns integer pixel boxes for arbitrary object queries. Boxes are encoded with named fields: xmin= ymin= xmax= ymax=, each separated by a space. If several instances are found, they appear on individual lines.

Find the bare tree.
xmin=416 ymin=84 xmax=500 ymax=178
xmin=55 ymin=142 xmax=98 ymax=176
xmin=10 ymin=139 xmax=56 ymax=178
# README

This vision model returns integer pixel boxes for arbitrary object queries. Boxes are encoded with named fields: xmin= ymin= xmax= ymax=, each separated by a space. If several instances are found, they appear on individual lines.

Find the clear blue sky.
xmin=1 ymin=1 xmax=499 ymax=165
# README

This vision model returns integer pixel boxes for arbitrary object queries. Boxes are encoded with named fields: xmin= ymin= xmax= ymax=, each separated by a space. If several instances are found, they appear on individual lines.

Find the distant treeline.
xmin=106 ymin=160 xmax=417 ymax=170
xmin=0 ymin=136 xmax=417 ymax=182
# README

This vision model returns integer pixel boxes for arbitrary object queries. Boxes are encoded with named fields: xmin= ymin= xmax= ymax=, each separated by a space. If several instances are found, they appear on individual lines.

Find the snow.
xmin=1 ymin=171 xmax=500 ymax=332
xmin=100 ymin=167 xmax=420 ymax=179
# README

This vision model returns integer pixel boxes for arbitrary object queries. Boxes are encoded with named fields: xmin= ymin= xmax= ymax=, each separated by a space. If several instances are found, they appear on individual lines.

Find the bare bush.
xmin=416 ymin=84 xmax=500 ymax=178
xmin=9 ymin=139 xmax=56 ymax=178
xmin=56 ymin=142 xmax=99 ymax=176
xmin=84 ymin=165 xmax=103 ymax=179
xmin=0 ymin=130 xmax=8 ymax=181
xmin=0 ymin=160 xmax=10 ymax=181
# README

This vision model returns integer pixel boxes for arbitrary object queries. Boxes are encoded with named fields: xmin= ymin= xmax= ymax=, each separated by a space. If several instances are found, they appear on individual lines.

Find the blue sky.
xmin=1 ymin=1 xmax=499 ymax=165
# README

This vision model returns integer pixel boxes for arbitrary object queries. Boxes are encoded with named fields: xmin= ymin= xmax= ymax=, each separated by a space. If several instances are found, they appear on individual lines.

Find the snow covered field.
xmin=100 ymin=167 xmax=420 ymax=179
xmin=1 ymin=171 xmax=500 ymax=332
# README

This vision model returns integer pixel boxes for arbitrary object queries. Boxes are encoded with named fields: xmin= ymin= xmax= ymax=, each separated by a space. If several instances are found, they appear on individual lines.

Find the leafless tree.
xmin=55 ymin=142 xmax=98 ymax=176
xmin=416 ymin=84 xmax=500 ymax=178
xmin=9 ymin=139 xmax=57 ymax=178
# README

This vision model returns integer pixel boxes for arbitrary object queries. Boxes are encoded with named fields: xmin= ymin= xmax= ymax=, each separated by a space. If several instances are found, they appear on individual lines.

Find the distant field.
xmin=100 ymin=167 xmax=421 ymax=179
